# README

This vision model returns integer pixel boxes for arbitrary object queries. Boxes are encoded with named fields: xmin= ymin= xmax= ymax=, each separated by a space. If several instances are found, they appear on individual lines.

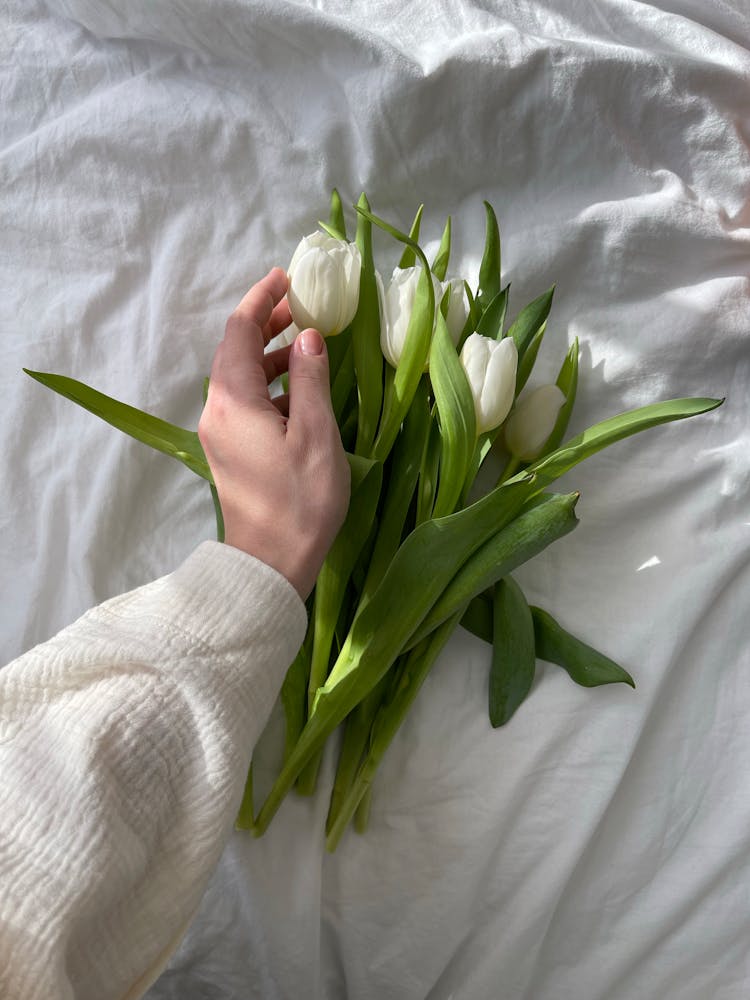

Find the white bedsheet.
xmin=2 ymin=1 xmax=749 ymax=997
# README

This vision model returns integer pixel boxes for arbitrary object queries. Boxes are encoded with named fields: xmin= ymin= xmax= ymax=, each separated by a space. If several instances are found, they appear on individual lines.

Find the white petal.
xmin=505 ymin=383 xmax=566 ymax=460
xmin=479 ymin=337 xmax=518 ymax=433
xmin=287 ymin=246 xmax=340 ymax=335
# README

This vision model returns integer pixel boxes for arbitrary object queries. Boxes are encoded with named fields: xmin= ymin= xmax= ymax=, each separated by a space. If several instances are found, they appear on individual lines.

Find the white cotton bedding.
xmin=2 ymin=1 xmax=749 ymax=997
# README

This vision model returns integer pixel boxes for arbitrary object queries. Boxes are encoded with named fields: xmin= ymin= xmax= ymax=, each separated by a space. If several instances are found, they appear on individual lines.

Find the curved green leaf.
xmin=477 ymin=201 xmax=501 ymax=312
xmin=398 ymin=204 xmax=424 ymax=269
xmin=542 ymin=337 xmax=579 ymax=455
xmin=251 ymin=476 xmax=535 ymax=834
xmin=407 ymin=491 xmax=579 ymax=648
xmin=477 ymin=284 xmax=510 ymax=341
xmin=24 ymin=369 xmax=211 ymax=481
xmin=489 ymin=576 xmax=536 ymax=727
xmin=531 ymin=606 xmax=635 ymax=688
xmin=431 ymin=216 xmax=451 ymax=281
xmin=527 ymin=396 xmax=724 ymax=489
xmin=507 ymin=287 xmax=554 ymax=359
xmin=515 ymin=322 xmax=546 ymax=395
xmin=328 ymin=188 xmax=347 ymax=240
xmin=430 ymin=308 xmax=476 ymax=518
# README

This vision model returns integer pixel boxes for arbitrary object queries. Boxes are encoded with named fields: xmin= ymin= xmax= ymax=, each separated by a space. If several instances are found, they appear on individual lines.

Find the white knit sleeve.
xmin=0 ymin=541 xmax=308 ymax=1000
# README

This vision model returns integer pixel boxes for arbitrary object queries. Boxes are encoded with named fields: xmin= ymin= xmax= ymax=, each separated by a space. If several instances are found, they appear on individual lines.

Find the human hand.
xmin=198 ymin=268 xmax=351 ymax=600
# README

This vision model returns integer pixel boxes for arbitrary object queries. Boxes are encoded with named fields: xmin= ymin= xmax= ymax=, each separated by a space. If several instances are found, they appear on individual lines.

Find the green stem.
xmin=325 ymin=611 xmax=463 ymax=851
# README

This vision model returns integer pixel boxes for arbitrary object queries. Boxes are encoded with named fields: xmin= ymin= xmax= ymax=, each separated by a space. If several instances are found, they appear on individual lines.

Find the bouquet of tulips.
xmin=26 ymin=191 xmax=722 ymax=850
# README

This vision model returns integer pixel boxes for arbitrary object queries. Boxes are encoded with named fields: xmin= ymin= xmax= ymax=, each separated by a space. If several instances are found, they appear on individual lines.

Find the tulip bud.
xmin=378 ymin=266 xmax=444 ymax=368
xmin=287 ymin=232 xmax=361 ymax=337
xmin=504 ymin=384 xmax=566 ymax=461
xmin=459 ymin=333 xmax=518 ymax=434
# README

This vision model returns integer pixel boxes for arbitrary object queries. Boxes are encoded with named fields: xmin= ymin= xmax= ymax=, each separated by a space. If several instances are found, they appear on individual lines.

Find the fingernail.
xmin=299 ymin=329 xmax=324 ymax=356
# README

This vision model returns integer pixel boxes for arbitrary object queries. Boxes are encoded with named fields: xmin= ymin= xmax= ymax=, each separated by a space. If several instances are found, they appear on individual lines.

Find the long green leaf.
xmin=398 ymin=204 xmax=424 ymax=269
xmin=430 ymin=308 xmax=476 ymax=518
xmin=24 ymin=370 xmax=211 ymax=481
xmin=515 ymin=322 xmax=546 ymax=395
xmin=459 ymin=591 xmax=493 ymax=642
xmin=351 ymin=193 xmax=384 ymax=456
xmin=361 ymin=377 xmax=431 ymax=604
xmin=476 ymin=284 xmax=510 ymax=341
xmin=489 ymin=576 xmax=536 ymax=727
xmin=306 ymin=455 xmax=383 ymax=707
xmin=526 ymin=396 xmax=724 ymax=489
xmin=416 ymin=411 xmax=442 ymax=524
xmin=532 ymin=607 xmax=635 ymax=688
xmin=328 ymin=188 xmax=347 ymax=240
xmin=542 ymin=338 xmax=579 ymax=455
xmin=431 ymin=216 xmax=451 ymax=281
xmin=296 ymin=454 xmax=383 ymax=795
xmin=506 ymin=287 xmax=554 ymax=360
xmin=407 ymin=492 xmax=579 ymax=648
xmin=476 ymin=201 xmax=501 ymax=312
xmin=252 ymin=477 xmax=535 ymax=834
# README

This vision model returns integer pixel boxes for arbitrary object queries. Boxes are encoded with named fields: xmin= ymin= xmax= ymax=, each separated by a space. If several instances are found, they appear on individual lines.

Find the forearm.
xmin=0 ymin=541 xmax=306 ymax=1000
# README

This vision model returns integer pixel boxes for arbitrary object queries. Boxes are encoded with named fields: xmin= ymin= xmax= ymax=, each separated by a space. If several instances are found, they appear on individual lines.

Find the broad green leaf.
xmin=476 ymin=201 xmax=501 ymax=312
xmin=476 ymin=284 xmax=510 ymax=341
xmin=328 ymin=188 xmax=347 ymax=240
xmin=515 ymin=322 xmax=546 ymax=395
xmin=297 ymin=453 xmax=383 ymax=795
xmin=407 ymin=491 xmax=579 ymax=648
xmin=542 ymin=338 xmax=579 ymax=455
xmin=489 ymin=576 xmax=536 ymax=727
xmin=362 ymin=377 xmax=430 ymax=602
xmin=351 ymin=193 xmax=384 ymax=456
xmin=526 ymin=396 xmax=724 ymax=489
xmin=251 ymin=476 xmax=535 ymax=834
xmin=398 ymin=204 xmax=424 ymax=268
xmin=459 ymin=591 xmax=493 ymax=643
xmin=531 ymin=606 xmax=635 ymax=688
xmin=430 ymin=307 xmax=476 ymax=518
xmin=24 ymin=369 xmax=211 ymax=481
xmin=431 ymin=216 xmax=451 ymax=280
xmin=507 ymin=287 xmax=554 ymax=359
xmin=307 ymin=454 xmax=383 ymax=703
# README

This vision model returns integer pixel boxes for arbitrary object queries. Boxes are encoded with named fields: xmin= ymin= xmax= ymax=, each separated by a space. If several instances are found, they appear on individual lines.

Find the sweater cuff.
xmin=165 ymin=540 xmax=308 ymax=658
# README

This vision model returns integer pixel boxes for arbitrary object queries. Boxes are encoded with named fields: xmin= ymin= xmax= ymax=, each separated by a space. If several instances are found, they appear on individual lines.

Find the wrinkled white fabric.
xmin=2 ymin=1 xmax=749 ymax=998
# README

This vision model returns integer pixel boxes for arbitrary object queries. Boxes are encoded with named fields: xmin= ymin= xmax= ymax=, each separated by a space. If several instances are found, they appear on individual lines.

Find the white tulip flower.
xmin=505 ymin=383 xmax=566 ymax=461
xmin=378 ymin=266 xmax=443 ymax=368
xmin=287 ymin=232 xmax=361 ymax=337
xmin=459 ymin=333 xmax=518 ymax=435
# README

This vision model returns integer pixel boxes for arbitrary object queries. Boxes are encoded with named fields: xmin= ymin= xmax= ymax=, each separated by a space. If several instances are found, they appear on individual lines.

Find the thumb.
xmin=287 ymin=328 xmax=335 ymax=428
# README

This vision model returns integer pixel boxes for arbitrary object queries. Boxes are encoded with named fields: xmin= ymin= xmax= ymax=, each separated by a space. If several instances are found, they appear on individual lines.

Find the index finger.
xmin=212 ymin=267 xmax=288 ymax=403
xmin=226 ymin=267 xmax=288 ymax=347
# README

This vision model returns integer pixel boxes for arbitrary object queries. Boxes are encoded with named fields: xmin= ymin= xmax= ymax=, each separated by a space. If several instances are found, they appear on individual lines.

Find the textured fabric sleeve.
xmin=0 ymin=541 xmax=308 ymax=1000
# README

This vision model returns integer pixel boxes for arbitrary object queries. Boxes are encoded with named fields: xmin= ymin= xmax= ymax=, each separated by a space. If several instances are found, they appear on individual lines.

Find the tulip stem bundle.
xmin=24 ymin=190 xmax=723 ymax=850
